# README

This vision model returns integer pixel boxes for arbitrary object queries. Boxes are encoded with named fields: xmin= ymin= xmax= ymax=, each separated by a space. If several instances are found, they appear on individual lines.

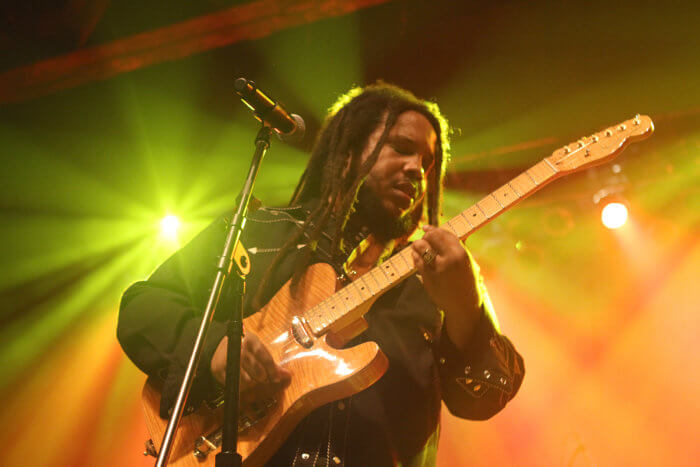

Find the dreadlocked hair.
xmin=251 ymin=81 xmax=451 ymax=310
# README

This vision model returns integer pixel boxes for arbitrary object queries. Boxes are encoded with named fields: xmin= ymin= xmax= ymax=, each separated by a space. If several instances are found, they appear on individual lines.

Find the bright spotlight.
xmin=601 ymin=202 xmax=628 ymax=229
xmin=160 ymin=214 xmax=180 ymax=240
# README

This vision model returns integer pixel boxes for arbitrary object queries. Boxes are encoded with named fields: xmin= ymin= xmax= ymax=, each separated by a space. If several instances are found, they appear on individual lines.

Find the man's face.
xmin=357 ymin=110 xmax=438 ymax=239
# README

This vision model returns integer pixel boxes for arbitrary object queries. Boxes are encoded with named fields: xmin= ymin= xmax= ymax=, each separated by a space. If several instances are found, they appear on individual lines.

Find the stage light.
xmin=601 ymin=202 xmax=628 ymax=229
xmin=160 ymin=214 xmax=180 ymax=241
xmin=592 ymin=167 xmax=630 ymax=230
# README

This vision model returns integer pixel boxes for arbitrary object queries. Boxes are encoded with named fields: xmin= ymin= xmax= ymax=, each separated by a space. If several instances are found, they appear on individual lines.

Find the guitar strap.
xmin=290 ymin=398 xmax=352 ymax=466
xmin=341 ymin=233 xmax=401 ymax=281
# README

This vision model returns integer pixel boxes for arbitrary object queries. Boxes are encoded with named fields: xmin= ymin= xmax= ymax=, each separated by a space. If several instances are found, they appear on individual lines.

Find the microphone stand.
xmin=155 ymin=124 xmax=273 ymax=467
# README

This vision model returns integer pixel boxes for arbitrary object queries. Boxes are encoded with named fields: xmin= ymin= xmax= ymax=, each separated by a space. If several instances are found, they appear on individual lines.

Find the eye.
xmin=391 ymin=143 xmax=413 ymax=155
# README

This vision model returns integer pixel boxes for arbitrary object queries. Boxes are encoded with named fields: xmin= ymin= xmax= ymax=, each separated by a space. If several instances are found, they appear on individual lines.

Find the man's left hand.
xmin=410 ymin=225 xmax=481 ymax=349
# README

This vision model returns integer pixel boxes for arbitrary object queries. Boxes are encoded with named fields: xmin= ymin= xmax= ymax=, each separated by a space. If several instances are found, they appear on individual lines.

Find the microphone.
xmin=234 ymin=78 xmax=305 ymax=142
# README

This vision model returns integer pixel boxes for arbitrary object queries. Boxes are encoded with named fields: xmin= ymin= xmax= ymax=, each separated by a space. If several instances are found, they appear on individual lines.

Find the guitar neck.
xmin=302 ymin=158 xmax=561 ymax=336
xmin=442 ymin=158 xmax=560 ymax=240
xmin=303 ymin=113 xmax=655 ymax=335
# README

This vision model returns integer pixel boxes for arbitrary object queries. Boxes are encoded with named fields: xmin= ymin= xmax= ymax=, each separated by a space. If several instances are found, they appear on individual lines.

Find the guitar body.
xmin=142 ymin=263 xmax=389 ymax=466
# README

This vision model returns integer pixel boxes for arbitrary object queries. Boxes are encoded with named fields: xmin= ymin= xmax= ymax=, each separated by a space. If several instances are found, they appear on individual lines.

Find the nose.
xmin=403 ymin=154 xmax=424 ymax=181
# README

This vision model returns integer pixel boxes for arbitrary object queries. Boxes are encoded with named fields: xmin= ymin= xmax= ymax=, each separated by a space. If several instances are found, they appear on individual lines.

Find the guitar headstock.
xmin=547 ymin=115 xmax=654 ymax=173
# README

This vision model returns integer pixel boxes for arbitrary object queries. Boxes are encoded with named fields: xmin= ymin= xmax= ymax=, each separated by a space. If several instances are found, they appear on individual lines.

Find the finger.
xmin=240 ymin=368 xmax=252 ymax=392
xmin=242 ymin=350 xmax=268 ymax=383
xmin=276 ymin=366 xmax=292 ymax=384
xmin=420 ymin=227 xmax=451 ymax=252
xmin=423 ymin=229 xmax=465 ymax=260
xmin=411 ymin=248 xmax=425 ymax=274
xmin=411 ymin=238 xmax=430 ymax=255
xmin=413 ymin=237 xmax=441 ymax=270
xmin=249 ymin=340 xmax=280 ymax=382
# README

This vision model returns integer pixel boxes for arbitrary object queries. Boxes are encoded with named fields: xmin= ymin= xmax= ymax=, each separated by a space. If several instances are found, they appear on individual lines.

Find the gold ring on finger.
xmin=422 ymin=247 xmax=437 ymax=265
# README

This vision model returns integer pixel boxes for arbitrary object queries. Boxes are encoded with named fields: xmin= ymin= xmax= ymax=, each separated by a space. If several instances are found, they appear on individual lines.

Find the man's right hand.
xmin=210 ymin=332 xmax=291 ymax=402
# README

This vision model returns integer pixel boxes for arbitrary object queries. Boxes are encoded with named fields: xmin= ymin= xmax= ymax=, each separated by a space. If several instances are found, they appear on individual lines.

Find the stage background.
xmin=0 ymin=1 xmax=698 ymax=466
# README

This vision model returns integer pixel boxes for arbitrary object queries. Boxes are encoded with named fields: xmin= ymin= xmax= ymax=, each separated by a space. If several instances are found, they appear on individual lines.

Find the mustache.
xmin=395 ymin=179 xmax=425 ymax=202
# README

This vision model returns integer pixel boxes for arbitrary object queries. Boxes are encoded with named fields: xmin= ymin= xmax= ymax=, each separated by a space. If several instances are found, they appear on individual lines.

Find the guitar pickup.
xmin=291 ymin=315 xmax=314 ymax=348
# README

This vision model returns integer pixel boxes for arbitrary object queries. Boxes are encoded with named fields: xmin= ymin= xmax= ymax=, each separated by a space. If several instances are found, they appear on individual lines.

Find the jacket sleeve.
xmin=116 ymin=218 xmax=229 ymax=417
xmin=435 ymin=252 xmax=525 ymax=420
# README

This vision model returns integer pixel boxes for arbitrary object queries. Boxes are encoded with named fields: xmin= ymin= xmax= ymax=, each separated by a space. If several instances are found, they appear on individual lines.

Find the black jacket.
xmin=117 ymin=202 xmax=524 ymax=466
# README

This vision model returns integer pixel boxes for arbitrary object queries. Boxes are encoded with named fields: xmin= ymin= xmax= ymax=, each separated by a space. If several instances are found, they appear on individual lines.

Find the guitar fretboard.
xmin=302 ymin=158 xmax=561 ymax=335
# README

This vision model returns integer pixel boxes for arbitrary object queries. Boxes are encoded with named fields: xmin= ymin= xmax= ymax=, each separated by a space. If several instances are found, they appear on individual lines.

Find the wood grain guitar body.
xmin=141 ymin=263 xmax=388 ymax=466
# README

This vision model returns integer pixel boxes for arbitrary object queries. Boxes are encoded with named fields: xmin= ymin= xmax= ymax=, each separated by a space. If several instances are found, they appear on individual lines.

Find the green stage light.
xmin=160 ymin=214 xmax=180 ymax=241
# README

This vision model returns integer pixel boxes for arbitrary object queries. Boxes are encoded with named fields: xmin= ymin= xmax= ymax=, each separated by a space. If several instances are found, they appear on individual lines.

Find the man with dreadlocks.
xmin=118 ymin=82 xmax=524 ymax=466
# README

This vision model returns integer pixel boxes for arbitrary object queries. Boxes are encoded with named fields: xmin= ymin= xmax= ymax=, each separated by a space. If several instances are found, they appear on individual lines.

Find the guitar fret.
xmin=311 ymin=304 xmax=327 ymax=332
xmin=446 ymin=217 xmax=467 ymax=238
xmin=491 ymin=193 xmax=505 ymax=209
xmin=477 ymin=203 xmax=490 ymax=218
xmin=377 ymin=264 xmax=391 ymax=282
xmin=525 ymin=170 xmax=538 ymax=186
xmin=365 ymin=271 xmax=382 ymax=293
xmin=390 ymin=255 xmax=409 ymax=276
xmin=337 ymin=287 xmax=352 ymax=316
xmin=354 ymin=279 xmax=372 ymax=300
xmin=339 ymin=288 xmax=355 ymax=311
xmin=312 ymin=304 xmax=325 ymax=325
xmin=544 ymin=158 xmax=558 ymax=173
xmin=302 ymin=306 xmax=316 ymax=326
xmin=454 ymin=217 xmax=471 ymax=237
xmin=372 ymin=268 xmax=389 ymax=289
xmin=493 ymin=184 xmax=519 ymax=208
xmin=478 ymin=195 xmax=501 ymax=218
xmin=464 ymin=205 xmax=488 ymax=226
xmin=397 ymin=249 xmax=413 ymax=270
xmin=529 ymin=160 xmax=557 ymax=185
xmin=507 ymin=181 xmax=521 ymax=197
xmin=329 ymin=294 xmax=343 ymax=318
xmin=442 ymin=221 xmax=459 ymax=236
xmin=461 ymin=212 xmax=475 ymax=228
xmin=512 ymin=173 xmax=536 ymax=194
xmin=382 ymin=261 xmax=399 ymax=281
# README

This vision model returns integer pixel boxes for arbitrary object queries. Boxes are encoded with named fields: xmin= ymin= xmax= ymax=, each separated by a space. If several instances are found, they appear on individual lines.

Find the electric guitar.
xmin=141 ymin=115 xmax=654 ymax=466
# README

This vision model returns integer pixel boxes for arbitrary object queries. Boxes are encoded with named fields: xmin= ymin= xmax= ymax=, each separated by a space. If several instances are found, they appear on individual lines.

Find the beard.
xmin=354 ymin=183 xmax=420 ymax=241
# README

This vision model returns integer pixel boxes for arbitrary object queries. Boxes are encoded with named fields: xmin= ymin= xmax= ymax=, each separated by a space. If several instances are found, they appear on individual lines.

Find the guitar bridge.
xmin=193 ymin=397 xmax=278 ymax=458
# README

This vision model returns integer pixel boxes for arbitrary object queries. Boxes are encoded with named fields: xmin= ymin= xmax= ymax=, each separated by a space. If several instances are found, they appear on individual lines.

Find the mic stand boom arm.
xmin=155 ymin=124 xmax=273 ymax=467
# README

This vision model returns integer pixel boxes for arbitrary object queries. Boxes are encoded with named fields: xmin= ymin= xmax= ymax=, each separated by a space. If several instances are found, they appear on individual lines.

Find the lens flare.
xmin=601 ymin=202 xmax=628 ymax=229
xmin=160 ymin=214 xmax=180 ymax=240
